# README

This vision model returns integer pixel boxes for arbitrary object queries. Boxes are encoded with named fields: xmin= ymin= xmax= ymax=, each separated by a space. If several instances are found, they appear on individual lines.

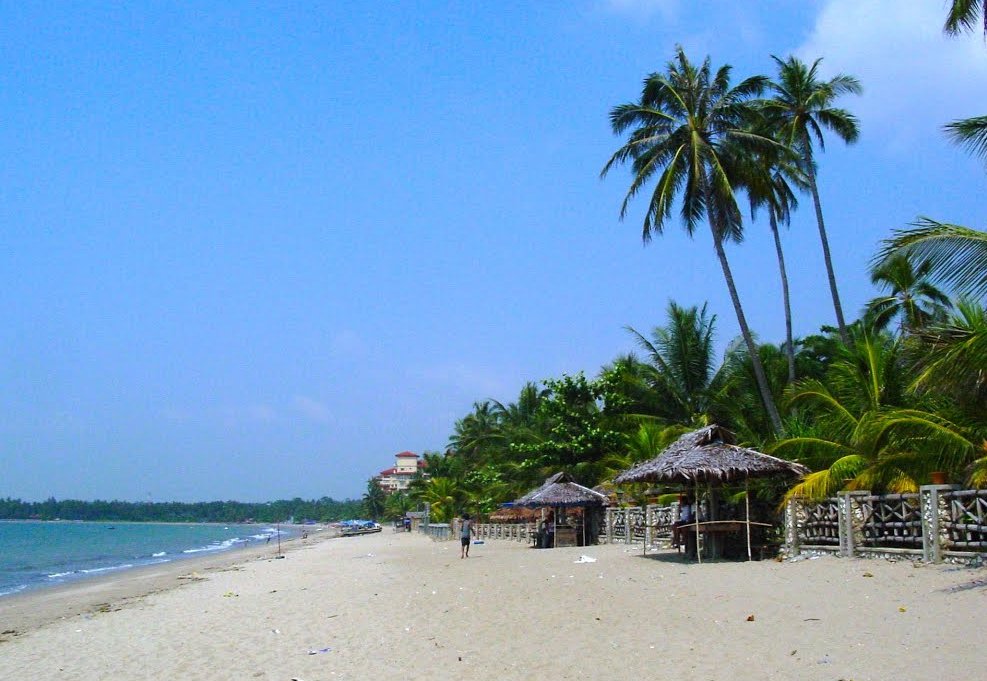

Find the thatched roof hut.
xmin=516 ymin=472 xmax=609 ymax=508
xmin=614 ymin=425 xmax=808 ymax=562
xmin=614 ymin=424 xmax=808 ymax=485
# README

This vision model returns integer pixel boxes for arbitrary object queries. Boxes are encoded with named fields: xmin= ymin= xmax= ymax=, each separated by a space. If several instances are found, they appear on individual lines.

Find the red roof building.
xmin=375 ymin=452 xmax=426 ymax=493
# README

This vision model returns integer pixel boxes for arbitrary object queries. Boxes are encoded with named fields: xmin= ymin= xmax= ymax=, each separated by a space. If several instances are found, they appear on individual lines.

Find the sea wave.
xmin=182 ymin=537 xmax=247 ymax=554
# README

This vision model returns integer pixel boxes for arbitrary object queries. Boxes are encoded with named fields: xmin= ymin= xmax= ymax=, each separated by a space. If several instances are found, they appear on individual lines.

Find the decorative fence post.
xmin=606 ymin=507 xmax=614 ymax=544
xmin=645 ymin=504 xmax=654 ymax=550
xmin=839 ymin=491 xmax=868 ymax=558
xmin=785 ymin=498 xmax=801 ymax=557
xmin=921 ymin=484 xmax=959 ymax=563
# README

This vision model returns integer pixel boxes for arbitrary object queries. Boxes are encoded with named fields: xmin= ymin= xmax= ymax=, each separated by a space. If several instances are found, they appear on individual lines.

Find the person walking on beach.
xmin=460 ymin=514 xmax=476 ymax=558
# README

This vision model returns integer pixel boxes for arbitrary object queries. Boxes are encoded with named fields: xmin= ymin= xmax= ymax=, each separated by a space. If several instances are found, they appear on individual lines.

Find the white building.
xmin=376 ymin=451 xmax=425 ymax=494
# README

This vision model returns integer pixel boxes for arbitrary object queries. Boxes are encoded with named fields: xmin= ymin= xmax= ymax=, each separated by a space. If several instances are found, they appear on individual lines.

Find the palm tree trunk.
xmin=770 ymin=210 xmax=796 ymax=384
xmin=806 ymin=161 xmax=850 ymax=344
xmin=710 ymin=230 xmax=784 ymax=435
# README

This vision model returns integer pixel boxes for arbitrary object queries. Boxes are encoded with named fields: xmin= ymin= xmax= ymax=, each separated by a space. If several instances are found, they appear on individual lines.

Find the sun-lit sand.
xmin=1 ymin=530 xmax=985 ymax=680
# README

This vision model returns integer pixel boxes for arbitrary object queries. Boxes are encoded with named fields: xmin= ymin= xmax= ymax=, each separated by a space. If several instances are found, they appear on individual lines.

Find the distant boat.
xmin=337 ymin=520 xmax=381 ymax=537
xmin=106 ymin=526 xmax=116 ymax=530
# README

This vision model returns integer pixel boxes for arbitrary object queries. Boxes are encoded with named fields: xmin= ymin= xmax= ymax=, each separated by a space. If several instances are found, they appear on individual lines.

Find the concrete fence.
xmin=601 ymin=504 xmax=677 ymax=548
xmin=786 ymin=485 xmax=987 ymax=564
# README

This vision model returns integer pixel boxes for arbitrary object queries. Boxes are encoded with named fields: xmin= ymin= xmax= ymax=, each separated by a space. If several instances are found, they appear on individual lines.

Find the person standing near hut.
xmin=460 ymin=514 xmax=476 ymax=558
xmin=674 ymin=495 xmax=696 ymax=556
xmin=543 ymin=510 xmax=556 ymax=549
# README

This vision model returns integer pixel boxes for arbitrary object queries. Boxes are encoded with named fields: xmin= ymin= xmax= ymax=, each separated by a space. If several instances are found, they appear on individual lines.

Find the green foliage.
xmin=510 ymin=372 xmax=625 ymax=485
xmin=361 ymin=478 xmax=387 ymax=520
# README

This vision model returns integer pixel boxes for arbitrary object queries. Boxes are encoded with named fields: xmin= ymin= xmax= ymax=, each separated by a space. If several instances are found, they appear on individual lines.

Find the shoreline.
xmin=2 ymin=532 xmax=985 ymax=679
xmin=0 ymin=525 xmax=329 ymax=634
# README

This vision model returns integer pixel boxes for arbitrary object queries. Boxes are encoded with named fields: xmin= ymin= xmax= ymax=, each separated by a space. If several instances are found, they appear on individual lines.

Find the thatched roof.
xmin=516 ymin=472 xmax=609 ymax=508
xmin=488 ymin=505 xmax=541 ymax=523
xmin=613 ymin=424 xmax=809 ymax=485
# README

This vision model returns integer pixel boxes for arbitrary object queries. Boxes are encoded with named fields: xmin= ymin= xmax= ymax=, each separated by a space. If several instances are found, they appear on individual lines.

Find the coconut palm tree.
xmin=625 ymin=301 xmax=721 ymax=425
xmin=773 ymin=333 xmax=976 ymax=499
xmin=743 ymin=143 xmax=806 ymax=383
xmin=944 ymin=0 xmax=987 ymax=36
xmin=943 ymin=2 xmax=987 ymax=185
xmin=601 ymin=46 xmax=784 ymax=434
xmin=865 ymin=253 xmax=951 ymax=333
xmin=877 ymin=219 xmax=987 ymax=300
xmin=763 ymin=55 xmax=861 ymax=344
xmin=911 ymin=299 xmax=987 ymax=414
xmin=362 ymin=478 xmax=387 ymax=519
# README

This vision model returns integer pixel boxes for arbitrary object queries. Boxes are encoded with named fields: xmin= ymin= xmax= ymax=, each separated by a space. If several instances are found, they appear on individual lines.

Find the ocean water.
xmin=0 ymin=521 xmax=287 ymax=597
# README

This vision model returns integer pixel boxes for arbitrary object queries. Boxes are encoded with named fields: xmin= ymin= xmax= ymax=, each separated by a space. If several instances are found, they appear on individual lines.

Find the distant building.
xmin=375 ymin=451 xmax=426 ymax=494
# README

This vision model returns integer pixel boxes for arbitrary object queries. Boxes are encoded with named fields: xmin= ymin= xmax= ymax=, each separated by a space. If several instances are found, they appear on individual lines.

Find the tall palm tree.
xmin=763 ymin=55 xmax=862 ymax=344
xmin=942 ymin=0 xmax=987 ymax=164
xmin=877 ymin=219 xmax=987 ymax=299
xmin=944 ymin=0 xmax=987 ymax=36
xmin=601 ymin=46 xmax=784 ymax=434
xmin=865 ymin=253 xmax=951 ymax=333
xmin=743 ymin=144 xmax=806 ymax=383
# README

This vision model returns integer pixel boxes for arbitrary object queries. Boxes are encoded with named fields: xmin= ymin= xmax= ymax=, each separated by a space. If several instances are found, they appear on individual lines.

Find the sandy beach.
xmin=1 ymin=530 xmax=985 ymax=680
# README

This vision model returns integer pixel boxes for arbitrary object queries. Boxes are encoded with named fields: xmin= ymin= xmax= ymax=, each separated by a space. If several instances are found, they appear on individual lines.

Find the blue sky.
xmin=2 ymin=1 xmax=985 ymax=502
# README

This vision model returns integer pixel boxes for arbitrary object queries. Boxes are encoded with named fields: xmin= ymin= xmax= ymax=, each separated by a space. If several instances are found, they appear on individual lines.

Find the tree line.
xmin=0 ymin=496 xmax=363 ymax=523
xmin=363 ymin=3 xmax=987 ymax=522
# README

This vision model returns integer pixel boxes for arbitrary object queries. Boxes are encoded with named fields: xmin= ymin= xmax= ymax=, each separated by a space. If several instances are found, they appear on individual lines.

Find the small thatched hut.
xmin=516 ymin=472 xmax=608 ymax=547
xmin=614 ymin=425 xmax=808 ymax=561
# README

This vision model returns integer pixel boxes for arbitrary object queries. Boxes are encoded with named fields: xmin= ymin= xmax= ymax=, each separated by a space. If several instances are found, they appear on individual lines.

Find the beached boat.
xmin=337 ymin=520 xmax=382 ymax=537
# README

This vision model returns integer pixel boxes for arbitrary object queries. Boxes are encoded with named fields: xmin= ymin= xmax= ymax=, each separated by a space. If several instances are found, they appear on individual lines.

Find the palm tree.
xmin=743 ymin=143 xmax=806 ymax=383
xmin=911 ymin=299 xmax=987 ymax=414
xmin=877 ymin=219 xmax=987 ymax=299
xmin=625 ymin=301 xmax=721 ymax=425
xmin=415 ymin=476 xmax=466 ymax=523
xmin=361 ymin=478 xmax=387 ymax=519
xmin=601 ymin=46 xmax=784 ymax=434
xmin=865 ymin=253 xmax=951 ymax=333
xmin=773 ymin=333 xmax=976 ymax=499
xmin=944 ymin=0 xmax=987 ymax=36
xmin=942 ymin=2 xmax=987 ymax=197
xmin=763 ymin=55 xmax=862 ymax=344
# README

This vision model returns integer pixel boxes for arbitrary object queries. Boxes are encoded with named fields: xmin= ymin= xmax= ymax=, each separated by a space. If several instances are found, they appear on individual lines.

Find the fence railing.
xmin=602 ymin=504 xmax=677 ymax=548
xmin=421 ymin=523 xmax=451 ymax=541
xmin=786 ymin=485 xmax=987 ymax=563
xmin=471 ymin=522 xmax=537 ymax=543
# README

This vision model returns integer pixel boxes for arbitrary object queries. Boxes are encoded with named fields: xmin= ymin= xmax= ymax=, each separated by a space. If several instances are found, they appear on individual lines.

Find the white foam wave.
xmin=152 ymin=551 xmax=166 ymax=557
xmin=80 ymin=564 xmax=134 ymax=574
xmin=182 ymin=537 xmax=246 ymax=554
xmin=47 ymin=571 xmax=76 ymax=579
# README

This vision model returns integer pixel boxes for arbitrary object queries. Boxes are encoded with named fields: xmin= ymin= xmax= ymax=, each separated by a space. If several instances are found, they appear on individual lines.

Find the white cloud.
xmin=796 ymin=0 xmax=987 ymax=152
xmin=293 ymin=395 xmax=333 ymax=424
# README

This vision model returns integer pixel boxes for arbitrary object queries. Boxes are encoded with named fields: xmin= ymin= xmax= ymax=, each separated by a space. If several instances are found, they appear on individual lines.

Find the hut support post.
xmin=695 ymin=480 xmax=702 ymax=564
xmin=745 ymin=480 xmax=752 ymax=561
